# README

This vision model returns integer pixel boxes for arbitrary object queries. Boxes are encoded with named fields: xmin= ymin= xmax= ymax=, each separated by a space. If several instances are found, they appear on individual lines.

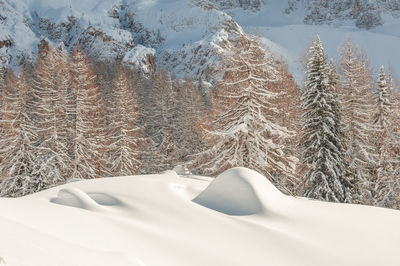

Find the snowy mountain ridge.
xmin=2 ymin=0 xmax=400 ymax=84
xmin=0 ymin=0 xmax=250 ymax=85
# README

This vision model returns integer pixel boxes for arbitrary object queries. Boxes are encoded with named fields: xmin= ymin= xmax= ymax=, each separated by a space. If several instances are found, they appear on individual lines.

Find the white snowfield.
xmin=0 ymin=167 xmax=399 ymax=266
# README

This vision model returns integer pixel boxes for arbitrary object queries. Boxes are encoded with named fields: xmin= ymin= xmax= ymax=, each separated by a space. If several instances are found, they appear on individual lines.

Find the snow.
xmin=0 ymin=167 xmax=399 ymax=266
xmin=221 ymin=0 xmax=400 ymax=82
xmin=122 ymin=45 xmax=156 ymax=74
xmin=193 ymin=168 xmax=280 ymax=215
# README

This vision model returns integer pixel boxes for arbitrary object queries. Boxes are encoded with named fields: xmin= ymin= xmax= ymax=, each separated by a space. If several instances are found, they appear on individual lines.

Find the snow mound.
xmin=193 ymin=167 xmax=283 ymax=215
xmin=51 ymin=188 xmax=122 ymax=211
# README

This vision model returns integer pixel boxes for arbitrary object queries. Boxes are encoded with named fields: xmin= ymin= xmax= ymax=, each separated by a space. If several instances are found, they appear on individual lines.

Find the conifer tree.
xmin=301 ymin=36 xmax=352 ymax=203
xmin=373 ymin=66 xmax=400 ymax=208
xmin=55 ymin=44 xmax=76 ymax=165
xmin=0 ymin=72 xmax=39 ymax=196
xmin=30 ymin=40 xmax=70 ymax=187
xmin=140 ymin=138 xmax=170 ymax=174
xmin=108 ymin=67 xmax=145 ymax=176
xmin=191 ymin=39 xmax=297 ymax=183
xmin=338 ymin=38 xmax=377 ymax=203
xmin=144 ymin=71 xmax=180 ymax=169
xmin=172 ymin=79 xmax=207 ymax=162
xmin=71 ymin=44 xmax=107 ymax=179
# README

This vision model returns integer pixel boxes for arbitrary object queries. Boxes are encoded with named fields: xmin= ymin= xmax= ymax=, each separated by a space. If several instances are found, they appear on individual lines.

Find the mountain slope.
xmin=0 ymin=0 xmax=254 ymax=85
xmin=1 ymin=0 xmax=400 ymax=84
xmin=217 ymin=0 xmax=400 ymax=81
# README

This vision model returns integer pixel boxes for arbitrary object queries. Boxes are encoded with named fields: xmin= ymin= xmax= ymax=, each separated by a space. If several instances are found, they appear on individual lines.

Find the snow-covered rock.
xmin=122 ymin=45 xmax=156 ymax=74
xmin=0 ymin=167 xmax=399 ymax=266
xmin=0 ymin=0 xmax=263 ymax=84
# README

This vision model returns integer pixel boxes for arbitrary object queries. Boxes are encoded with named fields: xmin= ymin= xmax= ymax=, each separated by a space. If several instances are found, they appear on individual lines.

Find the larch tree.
xmin=271 ymin=60 xmax=304 ymax=194
xmin=301 ymin=36 xmax=352 ymax=203
xmin=190 ymin=39 xmax=297 ymax=185
xmin=55 ymin=44 xmax=76 ymax=166
xmin=71 ymin=44 xmax=107 ymax=179
xmin=338 ymin=38 xmax=377 ymax=203
xmin=144 ymin=71 xmax=180 ymax=169
xmin=0 ymin=71 xmax=39 ymax=197
xmin=173 ymin=79 xmax=207 ymax=162
xmin=0 ymin=67 xmax=5 ymax=118
xmin=108 ymin=67 xmax=145 ymax=176
xmin=373 ymin=66 xmax=400 ymax=208
xmin=27 ymin=40 xmax=70 ymax=189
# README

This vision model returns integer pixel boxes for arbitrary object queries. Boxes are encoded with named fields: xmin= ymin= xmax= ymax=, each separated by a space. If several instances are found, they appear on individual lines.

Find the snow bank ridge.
xmin=193 ymin=167 xmax=283 ymax=215
xmin=51 ymin=188 xmax=122 ymax=211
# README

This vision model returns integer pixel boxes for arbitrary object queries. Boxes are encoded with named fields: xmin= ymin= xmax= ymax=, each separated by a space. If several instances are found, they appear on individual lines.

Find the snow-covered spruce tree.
xmin=0 ymin=71 xmax=39 ymax=197
xmin=29 ymin=40 xmax=71 ymax=187
xmin=107 ymin=67 xmax=145 ymax=176
xmin=190 ymin=39 xmax=297 ymax=184
xmin=338 ymin=38 xmax=377 ymax=203
xmin=70 ymin=44 xmax=107 ymax=179
xmin=372 ymin=66 xmax=400 ymax=208
xmin=301 ymin=36 xmax=352 ymax=203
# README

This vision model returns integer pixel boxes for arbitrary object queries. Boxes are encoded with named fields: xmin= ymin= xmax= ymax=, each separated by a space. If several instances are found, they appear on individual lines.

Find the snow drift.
xmin=0 ymin=167 xmax=399 ymax=266
xmin=193 ymin=168 xmax=282 ymax=215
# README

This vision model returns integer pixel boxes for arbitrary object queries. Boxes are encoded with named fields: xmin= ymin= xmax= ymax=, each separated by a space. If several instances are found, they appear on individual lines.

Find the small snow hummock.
xmin=193 ymin=167 xmax=282 ymax=215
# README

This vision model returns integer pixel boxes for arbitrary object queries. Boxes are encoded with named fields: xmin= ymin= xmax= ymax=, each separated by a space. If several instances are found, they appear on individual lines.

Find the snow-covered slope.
xmin=218 ymin=0 xmax=400 ymax=82
xmin=0 ymin=167 xmax=399 ymax=266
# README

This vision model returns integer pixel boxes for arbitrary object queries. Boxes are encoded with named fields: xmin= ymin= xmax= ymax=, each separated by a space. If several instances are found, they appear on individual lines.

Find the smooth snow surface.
xmin=0 ymin=167 xmax=400 ymax=266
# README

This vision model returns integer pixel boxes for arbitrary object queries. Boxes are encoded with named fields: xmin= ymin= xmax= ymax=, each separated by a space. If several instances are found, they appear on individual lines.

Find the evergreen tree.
xmin=190 ymin=39 xmax=297 ymax=184
xmin=301 ymin=36 xmax=352 ymax=203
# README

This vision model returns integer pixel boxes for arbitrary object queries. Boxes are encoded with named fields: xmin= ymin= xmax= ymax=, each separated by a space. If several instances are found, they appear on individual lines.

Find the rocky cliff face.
xmin=0 ymin=0 xmax=259 ymax=85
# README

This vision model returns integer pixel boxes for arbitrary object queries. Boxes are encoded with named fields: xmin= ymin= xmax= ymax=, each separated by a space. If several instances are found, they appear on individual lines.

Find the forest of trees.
xmin=0 ymin=36 xmax=399 ymax=210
